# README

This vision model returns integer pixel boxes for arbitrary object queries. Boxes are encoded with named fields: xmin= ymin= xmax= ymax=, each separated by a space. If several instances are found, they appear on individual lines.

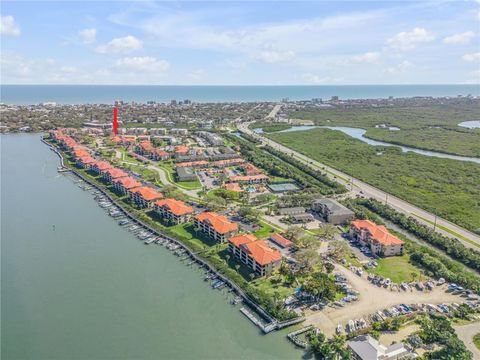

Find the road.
xmin=237 ymin=121 xmax=480 ymax=248
xmin=454 ymin=322 xmax=480 ymax=359
xmin=266 ymin=104 xmax=282 ymax=119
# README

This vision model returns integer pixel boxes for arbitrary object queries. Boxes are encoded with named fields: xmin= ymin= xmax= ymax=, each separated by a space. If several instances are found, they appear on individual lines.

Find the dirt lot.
xmin=305 ymin=265 xmax=464 ymax=336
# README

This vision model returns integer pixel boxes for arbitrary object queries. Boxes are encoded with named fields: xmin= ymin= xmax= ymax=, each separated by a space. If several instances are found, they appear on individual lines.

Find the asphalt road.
xmin=237 ymin=121 xmax=480 ymax=248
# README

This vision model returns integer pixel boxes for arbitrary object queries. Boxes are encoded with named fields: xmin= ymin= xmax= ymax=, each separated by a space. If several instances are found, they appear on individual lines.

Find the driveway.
xmin=454 ymin=322 xmax=480 ymax=359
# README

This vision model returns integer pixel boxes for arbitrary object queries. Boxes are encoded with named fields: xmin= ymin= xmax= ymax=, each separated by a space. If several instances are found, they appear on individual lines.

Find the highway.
xmin=237 ymin=121 xmax=480 ymax=249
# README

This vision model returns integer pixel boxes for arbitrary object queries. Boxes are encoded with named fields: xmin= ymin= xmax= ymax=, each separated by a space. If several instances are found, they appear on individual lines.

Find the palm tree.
xmin=329 ymin=335 xmax=347 ymax=360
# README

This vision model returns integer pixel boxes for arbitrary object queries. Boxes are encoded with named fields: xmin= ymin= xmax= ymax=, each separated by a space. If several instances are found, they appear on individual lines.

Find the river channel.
xmin=254 ymin=126 xmax=480 ymax=164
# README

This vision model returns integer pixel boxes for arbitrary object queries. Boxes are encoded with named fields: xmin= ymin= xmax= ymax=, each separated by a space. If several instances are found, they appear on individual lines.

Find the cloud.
xmin=0 ymin=15 xmax=21 ymax=36
xmin=301 ymin=73 xmax=344 ymax=84
xmin=443 ymin=31 xmax=475 ymax=45
xmin=79 ymin=28 xmax=97 ymax=44
xmin=187 ymin=69 xmax=206 ymax=81
xmin=462 ymin=52 xmax=480 ymax=62
xmin=386 ymin=27 xmax=435 ymax=51
xmin=96 ymin=35 xmax=143 ymax=54
xmin=386 ymin=60 xmax=414 ymax=74
xmin=351 ymin=52 xmax=381 ymax=63
xmin=256 ymin=50 xmax=295 ymax=63
xmin=60 ymin=66 xmax=78 ymax=74
xmin=116 ymin=56 xmax=169 ymax=72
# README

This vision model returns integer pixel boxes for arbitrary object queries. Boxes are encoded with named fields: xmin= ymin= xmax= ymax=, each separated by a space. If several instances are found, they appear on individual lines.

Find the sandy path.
xmin=454 ymin=322 xmax=480 ymax=359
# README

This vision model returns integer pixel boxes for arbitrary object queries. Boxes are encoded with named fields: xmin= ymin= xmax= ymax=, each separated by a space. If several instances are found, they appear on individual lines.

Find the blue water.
xmin=1 ymin=85 xmax=479 ymax=105
xmin=458 ymin=120 xmax=480 ymax=129
xmin=255 ymin=125 xmax=480 ymax=164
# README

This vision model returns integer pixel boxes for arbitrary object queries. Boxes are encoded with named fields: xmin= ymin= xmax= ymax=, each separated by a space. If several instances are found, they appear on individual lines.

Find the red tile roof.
xmin=74 ymin=149 xmax=90 ymax=158
xmin=194 ymin=212 xmax=238 ymax=234
xmin=95 ymin=161 xmax=113 ymax=171
xmin=155 ymin=198 xmax=193 ymax=216
xmin=242 ymin=163 xmax=262 ymax=175
xmin=351 ymin=220 xmax=404 ymax=246
xmin=104 ymin=168 xmax=128 ymax=179
xmin=242 ymin=239 xmax=282 ymax=266
xmin=130 ymin=187 xmax=163 ymax=201
xmin=213 ymin=158 xmax=245 ymax=167
xmin=228 ymin=174 xmax=269 ymax=182
xmin=78 ymin=156 xmax=96 ymax=164
xmin=176 ymin=161 xmax=209 ymax=168
xmin=174 ymin=145 xmax=189 ymax=154
xmin=113 ymin=176 xmax=142 ymax=190
xmin=270 ymin=233 xmax=294 ymax=247
xmin=154 ymin=149 xmax=169 ymax=157
xmin=228 ymin=233 xmax=258 ymax=247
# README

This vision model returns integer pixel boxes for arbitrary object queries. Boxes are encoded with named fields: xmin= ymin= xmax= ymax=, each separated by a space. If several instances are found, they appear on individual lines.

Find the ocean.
xmin=1 ymin=84 xmax=479 ymax=104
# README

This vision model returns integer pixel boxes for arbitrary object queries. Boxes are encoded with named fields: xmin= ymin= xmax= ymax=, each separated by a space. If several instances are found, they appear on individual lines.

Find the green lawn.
xmin=251 ymin=273 xmax=295 ymax=299
xmin=254 ymin=220 xmax=276 ymax=238
xmin=371 ymin=254 xmax=424 ymax=283
xmin=176 ymin=180 xmax=202 ymax=189
xmin=473 ymin=333 xmax=480 ymax=350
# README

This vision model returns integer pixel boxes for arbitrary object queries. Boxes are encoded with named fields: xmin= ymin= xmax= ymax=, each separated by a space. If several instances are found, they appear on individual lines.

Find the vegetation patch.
xmin=371 ymin=254 xmax=424 ymax=283
xmin=291 ymin=102 xmax=480 ymax=157
xmin=269 ymin=128 xmax=480 ymax=234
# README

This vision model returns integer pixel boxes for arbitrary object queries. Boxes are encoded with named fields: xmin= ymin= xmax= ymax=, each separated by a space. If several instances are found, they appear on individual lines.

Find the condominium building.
xmin=227 ymin=174 xmax=269 ymax=184
xmin=112 ymin=176 xmax=142 ymax=195
xmin=350 ymin=220 xmax=405 ymax=257
xmin=193 ymin=212 xmax=238 ymax=242
xmin=130 ymin=186 xmax=163 ymax=208
xmin=101 ymin=168 xmax=129 ymax=183
xmin=91 ymin=161 xmax=113 ymax=175
xmin=154 ymin=198 xmax=193 ymax=224
xmin=228 ymin=234 xmax=282 ymax=276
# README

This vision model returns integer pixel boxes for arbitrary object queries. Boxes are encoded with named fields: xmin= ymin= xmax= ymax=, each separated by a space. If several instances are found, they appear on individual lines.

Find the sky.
xmin=1 ymin=0 xmax=479 ymax=85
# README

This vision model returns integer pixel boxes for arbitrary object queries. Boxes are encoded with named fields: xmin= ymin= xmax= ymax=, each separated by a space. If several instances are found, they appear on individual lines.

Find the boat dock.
xmin=43 ymin=137 xmax=303 ymax=335
xmin=286 ymin=325 xmax=314 ymax=348
xmin=240 ymin=307 xmax=277 ymax=334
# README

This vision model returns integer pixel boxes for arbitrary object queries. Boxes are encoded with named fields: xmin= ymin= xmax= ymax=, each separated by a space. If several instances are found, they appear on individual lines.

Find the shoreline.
xmin=41 ymin=137 xmax=305 ymax=334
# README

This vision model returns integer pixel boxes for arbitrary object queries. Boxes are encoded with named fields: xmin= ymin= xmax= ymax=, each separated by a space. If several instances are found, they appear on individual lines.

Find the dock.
xmin=43 ymin=137 xmax=303 ymax=335
xmin=287 ymin=325 xmax=314 ymax=348
xmin=240 ymin=307 xmax=277 ymax=334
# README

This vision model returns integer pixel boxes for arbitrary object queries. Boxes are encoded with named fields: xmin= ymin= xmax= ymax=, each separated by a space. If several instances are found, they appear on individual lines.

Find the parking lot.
xmin=305 ymin=264 xmax=466 ymax=337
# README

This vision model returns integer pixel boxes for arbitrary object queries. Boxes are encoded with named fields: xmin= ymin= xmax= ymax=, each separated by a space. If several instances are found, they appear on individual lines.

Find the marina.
xmin=43 ymin=137 xmax=290 ymax=334
xmin=2 ymin=134 xmax=301 ymax=360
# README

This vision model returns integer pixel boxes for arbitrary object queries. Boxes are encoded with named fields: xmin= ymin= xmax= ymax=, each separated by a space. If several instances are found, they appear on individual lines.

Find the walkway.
xmin=237 ymin=121 xmax=480 ymax=249
xmin=454 ymin=322 xmax=480 ymax=359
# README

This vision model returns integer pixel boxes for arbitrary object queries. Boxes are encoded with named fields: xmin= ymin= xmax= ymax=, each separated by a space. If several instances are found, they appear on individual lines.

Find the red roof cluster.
xmin=194 ymin=212 xmax=238 ymax=234
xmin=155 ymin=198 xmax=193 ymax=216
xmin=130 ymin=186 xmax=163 ymax=201
xmin=351 ymin=220 xmax=405 ymax=246
xmin=113 ymin=176 xmax=142 ymax=190
xmin=228 ymin=234 xmax=282 ymax=266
